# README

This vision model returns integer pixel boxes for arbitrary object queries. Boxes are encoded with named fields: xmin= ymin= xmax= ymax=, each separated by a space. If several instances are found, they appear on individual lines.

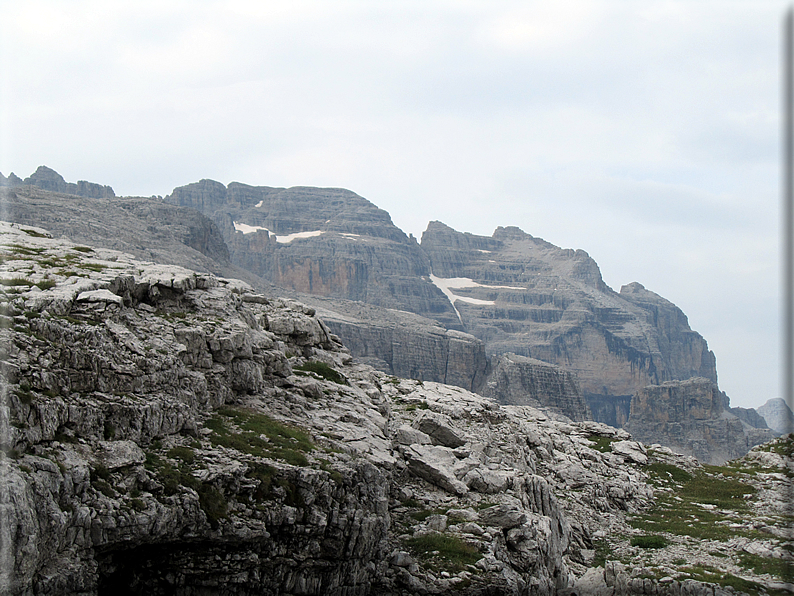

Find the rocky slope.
xmin=1 ymin=222 xmax=791 ymax=596
xmin=1 ymin=168 xmax=765 ymax=463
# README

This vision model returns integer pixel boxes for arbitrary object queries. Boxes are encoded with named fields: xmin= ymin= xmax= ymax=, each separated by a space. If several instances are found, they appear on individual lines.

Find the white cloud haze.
xmin=0 ymin=0 xmax=786 ymax=408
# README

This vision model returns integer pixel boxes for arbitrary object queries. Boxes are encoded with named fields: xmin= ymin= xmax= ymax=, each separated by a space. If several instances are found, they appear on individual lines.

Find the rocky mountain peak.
xmin=1 ymin=165 xmax=117 ymax=198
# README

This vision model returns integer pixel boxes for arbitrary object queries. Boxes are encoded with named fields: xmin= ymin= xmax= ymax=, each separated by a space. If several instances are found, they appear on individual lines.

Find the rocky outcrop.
xmin=420 ymin=222 xmax=717 ymax=402
xmin=0 ymin=184 xmax=249 ymax=284
xmin=624 ymin=378 xmax=750 ymax=465
xmin=757 ymin=397 xmax=794 ymax=435
xmin=1 ymin=165 xmax=115 ymax=198
xmin=165 ymin=181 xmax=460 ymax=329
xmin=2 ymin=172 xmax=762 ymax=463
xmin=307 ymin=297 xmax=488 ymax=392
xmin=481 ymin=354 xmax=591 ymax=421
xmin=2 ymin=222 xmax=791 ymax=595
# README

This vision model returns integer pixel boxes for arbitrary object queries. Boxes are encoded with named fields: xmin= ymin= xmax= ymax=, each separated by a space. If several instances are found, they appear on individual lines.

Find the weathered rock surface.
xmin=481 ymin=353 xmax=591 ymax=421
xmin=1 ymin=185 xmax=239 ymax=280
xmin=757 ymin=397 xmax=794 ymax=436
xmin=1 ymin=222 xmax=791 ymax=595
xmin=420 ymin=222 xmax=717 ymax=402
xmin=1 ymin=165 xmax=115 ymax=198
xmin=165 ymin=180 xmax=460 ymax=329
xmin=307 ymin=296 xmax=489 ymax=391
xmin=3 ymin=170 xmax=768 ymax=465
xmin=625 ymin=378 xmax=751 ymax=465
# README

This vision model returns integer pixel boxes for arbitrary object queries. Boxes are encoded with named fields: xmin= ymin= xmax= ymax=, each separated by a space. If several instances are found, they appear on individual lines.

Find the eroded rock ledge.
xmin=0 ymin=222 xmax=790 ymax=596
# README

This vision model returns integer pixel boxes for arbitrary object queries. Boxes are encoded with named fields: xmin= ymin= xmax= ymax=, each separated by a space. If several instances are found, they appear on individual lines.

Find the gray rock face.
xmin=1 ymin=185 xmax=238 ymax=280
xmin=308 ymin=297 xmax=488 ymax=391
xmin=165 ymin=181 xmax=460 ymax=328
xmin=481 ymin=353 xmax=591 ymax=421
xmin=1 ymin=165 xmax=115 ymax=198
xmin=420 ymin=222 xmax=717 ymax=403
xmin=757 ymin=397 xmax=794 ymax=435
xmin=625 ymin=378 xmax=749 ymax=465
xmin=2 ymin=222 xmax=791 ymax=595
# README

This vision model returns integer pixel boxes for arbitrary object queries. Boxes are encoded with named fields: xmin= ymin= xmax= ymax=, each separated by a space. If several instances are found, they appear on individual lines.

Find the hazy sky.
xmin=0 ymin=1 xmax=787 ymax=408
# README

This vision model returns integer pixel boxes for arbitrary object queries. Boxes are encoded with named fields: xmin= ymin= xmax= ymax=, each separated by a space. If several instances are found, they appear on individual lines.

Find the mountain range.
xmin=2 ymin=166 xmax=791 ymax=464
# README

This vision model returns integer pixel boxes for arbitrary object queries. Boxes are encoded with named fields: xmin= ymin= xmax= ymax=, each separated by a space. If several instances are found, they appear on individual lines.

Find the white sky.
xmin=0 ymin=0 xmax=786 ymax=408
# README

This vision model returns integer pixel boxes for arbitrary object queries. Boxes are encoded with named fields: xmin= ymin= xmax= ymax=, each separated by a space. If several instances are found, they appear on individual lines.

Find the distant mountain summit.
xmin=1 ymin=165 xmax=115 ymax=198
xmin=757 ymin=397 xmax=794 ymax=435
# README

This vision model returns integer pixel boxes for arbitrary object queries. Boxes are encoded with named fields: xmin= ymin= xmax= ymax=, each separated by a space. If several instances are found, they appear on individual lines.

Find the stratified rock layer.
xmin=625 ymin=378 xmax=749 ymax=465
xmin=1 ymin=222 xmax=791 ymax=595
xmin=481 ymin=354 xmax=591 ymax=422
xmin=420 ymin=222 xmax=717 ymax=403
xmin=165 ymin=181 xmax=460 ymax=329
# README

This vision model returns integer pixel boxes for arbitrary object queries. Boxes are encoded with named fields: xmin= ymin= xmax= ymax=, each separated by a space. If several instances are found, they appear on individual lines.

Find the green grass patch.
xmin=406 ymin=533 xmax=481 ymax=572
xmin=21 ymin=228 xmax=47 ymax=238
xmin=5 ymin=244 xmax=46 ymax=255
xmin=35 ymin=280 xmax=56 ymax=290
xmin=207 ymin=406 xmax=313 ymax=466
xmin=587 ymin=435 xmax=618 ymax=453
xmin=0 ymin=278 xmax=31 ymax=287
xmin=676 ymin=564 xmax=789 ymax=596
xmin=293 ymin=361 xmax=347 ymax=385
xmin=409 ymin=508 xmax=445 ymax=522
xmin=738 ymin=552 xmax=794 ymax=583
xmin=245 ymin=462 xmax=303 ymax=507
xmin=646 ymin=462 xmax=693 ymax=483
xmin=77 ymin=263 xmax=106 ymax=272
xmin=629 ymin=465 xmax=759 ymax=541
xmin=630 ymin=535 xmax=667 ymax=549
xmin=167 ymin=446 xmax=195 ymax=465
xmin=71 ymin=246 xmax=94 ymax=253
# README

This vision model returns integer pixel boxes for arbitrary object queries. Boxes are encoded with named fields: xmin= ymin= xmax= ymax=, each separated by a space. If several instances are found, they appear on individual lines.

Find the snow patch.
xmin=340 ymin=233 xmax=361 ymax=239
xmin=234 ymin=222 xmax=271 ymax=235
xmin=275 ymin=230 xmax=324 ymax=243
xmin=429 ymin=274 xmax=515 ymax=323
xmin=233 ymin=222 xmax=324 ymax=243
xmin=254 ymin=200 xmax=263 ymax=208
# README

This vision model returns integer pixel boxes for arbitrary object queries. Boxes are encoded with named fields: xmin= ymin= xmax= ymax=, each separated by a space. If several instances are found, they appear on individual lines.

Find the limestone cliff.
xmin=165 ymin=181 xmax=460 ymax=329
xmin=306 ymin=297 xmax=489 ymax=392
xmin=1 ymin=222 xmax=791 ymax=595
xmin=420 ymin=222 xmax=717 ymax=404
xmin=757 ymin=397 xmax=794 ymax=435
xmin=624 ymin=378 xmax=753 ymax=465
xmin=480 ymin=354 xmax=591 ymax=422
xmin=1 ymin=165 xmax=115 ymax=198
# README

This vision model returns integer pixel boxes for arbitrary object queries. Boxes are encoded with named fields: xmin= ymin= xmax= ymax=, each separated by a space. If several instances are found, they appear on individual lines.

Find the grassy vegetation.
xmin=646 ymin=462 xmax=693 ymax=483
xmin=630 ymin=535 xmax=667 ymax=549
xmin=587 ymin=435 xmax=618 ymax=453
xmin=409 ymin=507 xmax=446 ymax=522
xmin=738 ymin=552 xmax=794 ymax=583
xmin=21 ymin=228 xmax=48 ymax=238
xmin=0 ymin=278 xmax=31 ymax=287
xmin=406 ymin=533 xmax=481 ymax=572
xmin=206 ymin=406 xmax=314 ymax=466
xmin=245 ymin=462 xmax=303 ymax=507
xmin=293 ymin=361 xmax=347 ymax=385
xmin=629 ymin=462 xmax=759 ymax=541
xmin=675 ymin=563 xmax=792 ymax=596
